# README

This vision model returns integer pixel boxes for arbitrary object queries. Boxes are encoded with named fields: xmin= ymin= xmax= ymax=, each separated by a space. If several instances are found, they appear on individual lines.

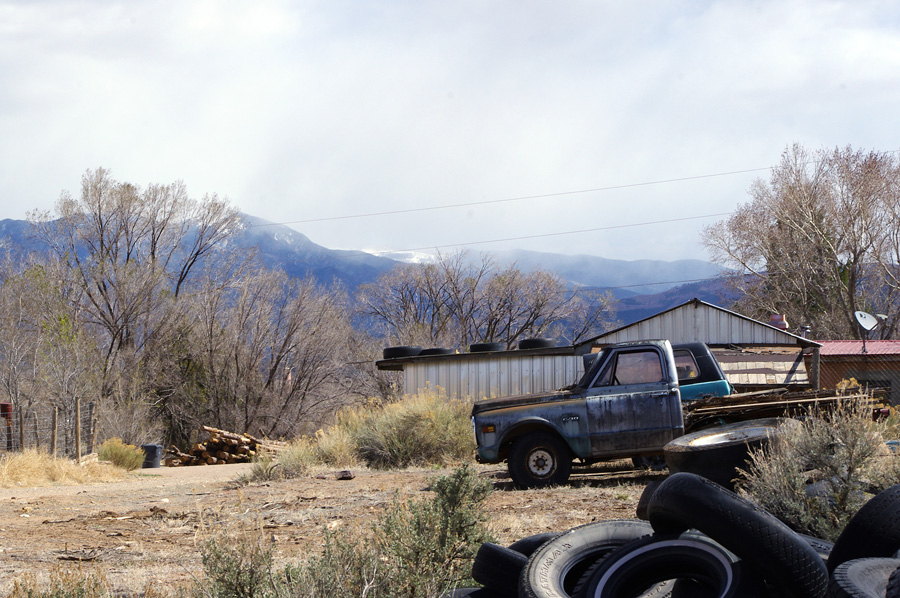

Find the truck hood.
xmin=471 ymin=389 xmax=575 ymax=416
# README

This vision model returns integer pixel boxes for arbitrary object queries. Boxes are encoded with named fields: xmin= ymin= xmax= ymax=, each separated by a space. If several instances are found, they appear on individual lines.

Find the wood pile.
xmin=164 ymin=425 xmax=286 ymax=466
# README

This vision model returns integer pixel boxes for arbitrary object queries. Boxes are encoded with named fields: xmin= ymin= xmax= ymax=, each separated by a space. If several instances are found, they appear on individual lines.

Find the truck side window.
xmin=673 ymin=349 xmax=699 ymax=381
xmin=591 ymin=350 xmax=664 ymax=387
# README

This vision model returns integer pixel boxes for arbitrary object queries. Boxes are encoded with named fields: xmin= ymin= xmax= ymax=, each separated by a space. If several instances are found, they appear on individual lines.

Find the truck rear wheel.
xmin=508 ymin=432 xmax=572 ymax=489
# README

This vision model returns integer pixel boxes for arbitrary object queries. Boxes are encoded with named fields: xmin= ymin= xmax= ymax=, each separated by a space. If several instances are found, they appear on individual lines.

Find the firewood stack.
xmin=164 ymin=425 xmax=285 ymax=466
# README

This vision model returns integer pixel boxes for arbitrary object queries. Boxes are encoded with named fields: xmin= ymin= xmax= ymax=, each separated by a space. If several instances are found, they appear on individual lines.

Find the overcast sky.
xmin=2 ymin=1 xmax=899 ymax=262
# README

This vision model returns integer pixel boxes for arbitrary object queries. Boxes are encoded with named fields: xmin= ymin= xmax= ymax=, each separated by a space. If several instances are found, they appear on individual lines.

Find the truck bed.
xmin=683 ymin=388 xmax=881 ymax=431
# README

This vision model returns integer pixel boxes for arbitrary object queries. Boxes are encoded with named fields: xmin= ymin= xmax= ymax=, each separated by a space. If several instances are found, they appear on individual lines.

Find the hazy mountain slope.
xmin=491 ymin=248 xmax=723 ymax=296
xmin=0 ymin=216 xmax=733 ymax=326
xmin=237 ymin=215 xmax=398 ymax=288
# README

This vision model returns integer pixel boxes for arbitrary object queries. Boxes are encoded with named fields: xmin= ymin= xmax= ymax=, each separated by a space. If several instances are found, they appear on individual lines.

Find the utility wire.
xmin=248 ymin=167 xmax=770 ymax=228
xmin=392 ymin=213 xmax=731 ymax=253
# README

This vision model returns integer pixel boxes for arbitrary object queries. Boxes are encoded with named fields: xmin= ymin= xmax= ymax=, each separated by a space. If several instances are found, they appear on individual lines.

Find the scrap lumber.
xmin=683 ymin=388 xmax=879 ymax=431
xmin=164 ymin=425 xmax=286 ymax=466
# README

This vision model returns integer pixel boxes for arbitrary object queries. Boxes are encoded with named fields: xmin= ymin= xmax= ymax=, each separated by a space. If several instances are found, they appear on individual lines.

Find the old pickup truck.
xmin=472 ymin=339 xmax=781 ymax=488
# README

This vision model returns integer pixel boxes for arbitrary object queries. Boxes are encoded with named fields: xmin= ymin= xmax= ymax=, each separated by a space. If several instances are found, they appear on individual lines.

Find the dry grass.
xmin=0 ymin=449 xmax=128 ymax=488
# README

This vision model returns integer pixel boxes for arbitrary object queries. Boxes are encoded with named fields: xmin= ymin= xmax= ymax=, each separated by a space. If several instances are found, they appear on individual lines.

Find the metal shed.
xmin=376 ymin=299 xmax=824 ymax=400
xmin=578 ymin=298 xmax=816 ymax=348
xmin=376 ymin=346 xmax=583 ymax=402
xmin=577 ymin=298 xmax=821 ymax=391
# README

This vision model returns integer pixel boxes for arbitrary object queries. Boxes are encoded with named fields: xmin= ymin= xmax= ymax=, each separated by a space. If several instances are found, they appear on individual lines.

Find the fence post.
xmin=52 ymin=407 xmax=58 ymax=457
xmin=18 ymin=408 xmax=24 ymax=451
xmin=86 ymin=402 xmax=95 ymax=454
xmin=75 ymin=398 xmax=82 ymax=462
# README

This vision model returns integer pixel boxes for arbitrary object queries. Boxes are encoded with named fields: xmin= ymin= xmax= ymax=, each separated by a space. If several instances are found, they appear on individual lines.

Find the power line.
xmin=392 ymin=213 xmax=731 ymax=253
xmin=321 ymin=212 xmax=731 ymax=258
xmin=248 ymin=167 xmax=770 ymax=228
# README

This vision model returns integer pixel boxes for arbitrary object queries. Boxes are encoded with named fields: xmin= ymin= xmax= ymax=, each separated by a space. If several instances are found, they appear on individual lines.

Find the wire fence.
xmin=0 ymin=400 xmax=95 ymax=459
xmin=817 ymin=351 xmax=900 ymax=406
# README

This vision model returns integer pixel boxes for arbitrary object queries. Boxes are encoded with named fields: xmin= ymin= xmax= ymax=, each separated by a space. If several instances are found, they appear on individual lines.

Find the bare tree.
xmin=357 ymin=251 xmax=616 ymax=349
xmin=704 ymin=144 xmax=900 ymax=339
xmin=28 ymin=168 xmax=243 ymax=391
xmin=156 ymin=264 xmax=354 ymax=443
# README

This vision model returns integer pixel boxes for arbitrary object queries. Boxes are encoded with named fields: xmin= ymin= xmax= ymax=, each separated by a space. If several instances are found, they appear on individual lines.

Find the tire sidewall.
xmin=519 ymin=520 xmax=654 ymax=598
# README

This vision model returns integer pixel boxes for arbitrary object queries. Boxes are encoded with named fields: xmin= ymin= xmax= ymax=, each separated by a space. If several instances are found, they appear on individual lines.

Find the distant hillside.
xmin=612 ymin=276 xmax=740 ymax=326
xmin=238 ymin=215 xmax=398 ymax=288
xmin=0 ymin=216 xmax=735 ymax=326
xmin=491 ymin=249 xmax=723 ymax=297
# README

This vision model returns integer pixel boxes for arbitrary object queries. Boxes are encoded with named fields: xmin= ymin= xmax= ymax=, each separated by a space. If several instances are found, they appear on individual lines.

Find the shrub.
xmin=97 ymin=438 xmax=145 ymax=471
xmin=375 ymin=464 xmax=495 ymax=596
xmin=738 ymin=399 xmax=900 ymax=541
xmin=244 ymin=391 xmax=474 ymax=483
xmin=343 ymin=392 xmax=474 ymax=469
xmin=201 ymin=532 xmax=279 ymax=598
xmin=201 ymin=465 xmax=494 ymax=598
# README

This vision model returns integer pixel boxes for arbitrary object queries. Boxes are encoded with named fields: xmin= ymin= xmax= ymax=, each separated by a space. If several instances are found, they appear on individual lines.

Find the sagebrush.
xmin=738 ymin=399 xmax=900 ymax=541
xmin=248 ymin=391 xmax=474 ymax=482
xmin=200 ymin=465 xmax=494 ymax=598
xmin=97 ymin=438 xmax=145 ymax=471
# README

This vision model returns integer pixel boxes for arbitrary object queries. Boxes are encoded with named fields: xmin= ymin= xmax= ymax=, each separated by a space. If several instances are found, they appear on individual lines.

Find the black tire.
xmin=828 ymin=558 xmax=900 ymax=598
xmin=420 ymin=347 xmax=455 ymax=356
xmin=828 ymin=483 xmax=900 ymax=574
xmin=470 ymin=342 xmax=505 ymax=353
xmin=518 ymin=338 xmax=558 ymax=350
xmin=471 ymin=542 xmax=527 ymax=596
xmin=632 ymin=455 xmax=668 ymax=471
xmin=441 ymin=588 xmax=507 ymax=598
xmin=382 ymin=345 xmax=423 ymax=359
xmin=571 ymin=532 xmax=760 ymax=598
xmin=798 ymin=533 xmax=833 ymax=563
xmin=519 ymin=519 xmax=653 ymax=598
xmin=663 ymin=418 xmax=783 ymax=490
xmin=887 ymin=563 xmax=900 ymax=598
xmin=647 ymin=472 xmax=828 ymax=598
xmin=635 ymin=480 xmax=663 ymax=521
xmin=508 ymin=532 xmax=561 ymax=557
xmin=508 ymin=433 xmax=572 ymax=489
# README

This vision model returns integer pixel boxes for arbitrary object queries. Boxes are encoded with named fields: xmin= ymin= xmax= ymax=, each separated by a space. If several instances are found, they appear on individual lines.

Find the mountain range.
xmin=0 ymin=215 xmax=731 ymax=325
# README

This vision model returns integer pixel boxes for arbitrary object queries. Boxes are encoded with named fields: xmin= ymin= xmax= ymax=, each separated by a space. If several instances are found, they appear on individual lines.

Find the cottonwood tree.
xmin=155 ymin=264 xmax=354 ymax=444
xmin=28 ymin=168 xmax=243 ymax=394
xmin=704 ymin=144 xmax=900 ymax=339
xmin=357 ymin=251 xmax=616 ymax=350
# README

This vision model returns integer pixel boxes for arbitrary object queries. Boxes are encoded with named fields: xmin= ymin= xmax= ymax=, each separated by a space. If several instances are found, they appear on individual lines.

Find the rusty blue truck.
xmin=471 ymin=340 xmax=735 ymax=488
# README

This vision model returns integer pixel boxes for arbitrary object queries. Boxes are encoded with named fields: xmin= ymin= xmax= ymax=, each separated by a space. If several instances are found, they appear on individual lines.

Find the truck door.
xmin=584 ymin=346 xmax=684 ymax=457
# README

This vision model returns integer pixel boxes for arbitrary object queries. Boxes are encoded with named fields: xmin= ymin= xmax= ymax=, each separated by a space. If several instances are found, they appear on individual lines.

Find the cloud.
xmin=2 ymin=0 xmax=900 ymax=261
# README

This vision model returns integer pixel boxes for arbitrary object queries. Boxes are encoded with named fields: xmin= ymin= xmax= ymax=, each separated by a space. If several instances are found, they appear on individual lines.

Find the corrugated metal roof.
xmin=579 ymin=298 xmax=820 ymax=349
xmin=818 ymin=340 xmax=900 ymax=356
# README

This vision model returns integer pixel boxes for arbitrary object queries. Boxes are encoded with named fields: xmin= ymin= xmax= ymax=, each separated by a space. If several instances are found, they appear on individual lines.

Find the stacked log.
xmin=164 ymin=425 xmax=286 ymax=466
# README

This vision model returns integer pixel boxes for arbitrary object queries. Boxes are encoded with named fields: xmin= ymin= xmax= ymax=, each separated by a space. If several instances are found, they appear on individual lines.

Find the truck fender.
xmin=498 ymin=417 xmax=580 ymax=459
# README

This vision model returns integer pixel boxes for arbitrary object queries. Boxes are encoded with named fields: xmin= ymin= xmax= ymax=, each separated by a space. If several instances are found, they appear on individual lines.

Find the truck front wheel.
xmin=508 ymin=433 xmax=572 ymax=489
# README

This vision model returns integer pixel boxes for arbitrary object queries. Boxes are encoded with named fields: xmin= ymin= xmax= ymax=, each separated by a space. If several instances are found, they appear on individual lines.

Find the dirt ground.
xmin=0 ymin=460 xmax=665 ymax=595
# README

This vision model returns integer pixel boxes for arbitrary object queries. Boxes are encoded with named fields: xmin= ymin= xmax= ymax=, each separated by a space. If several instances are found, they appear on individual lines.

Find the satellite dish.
xmin=855 ymin=311 xmax=879 ymax=331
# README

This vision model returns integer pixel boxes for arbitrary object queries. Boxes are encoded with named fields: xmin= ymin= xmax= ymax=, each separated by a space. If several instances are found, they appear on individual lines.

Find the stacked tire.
xmin=448 ymin=476 xmax=900 ymax=598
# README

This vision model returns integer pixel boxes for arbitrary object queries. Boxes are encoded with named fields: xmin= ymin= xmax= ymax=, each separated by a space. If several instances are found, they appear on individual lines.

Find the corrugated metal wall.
xmin=404 ymin=354 xmax=584 ymax=401
xmin=596 ymin=303 xmax=789 ymax=346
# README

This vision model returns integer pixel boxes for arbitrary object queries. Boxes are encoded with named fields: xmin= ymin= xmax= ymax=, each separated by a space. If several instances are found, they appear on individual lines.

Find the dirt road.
xmin=0 ymin=461 xmax=663 ymax=594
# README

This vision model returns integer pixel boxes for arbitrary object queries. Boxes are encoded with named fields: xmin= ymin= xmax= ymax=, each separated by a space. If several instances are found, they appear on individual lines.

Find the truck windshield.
xmin=574 ymin=349 xmax=608 ymax=388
